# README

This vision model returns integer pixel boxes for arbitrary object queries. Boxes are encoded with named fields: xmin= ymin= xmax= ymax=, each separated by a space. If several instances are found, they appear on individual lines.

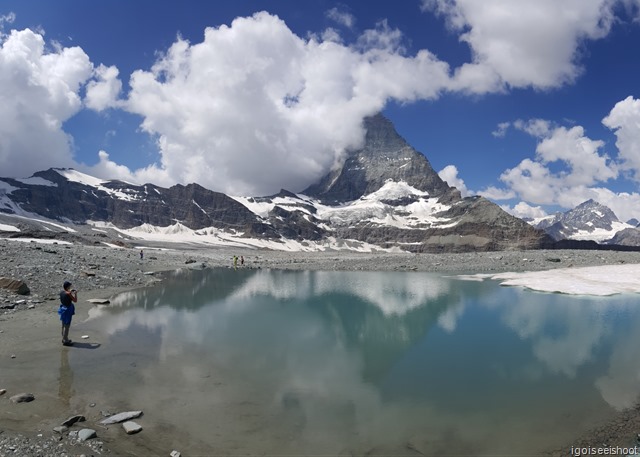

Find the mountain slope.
xmin=0 ymin=114 xmax=554 ymax=252
xmin=531 ymin=199 xmax=633 ymax=242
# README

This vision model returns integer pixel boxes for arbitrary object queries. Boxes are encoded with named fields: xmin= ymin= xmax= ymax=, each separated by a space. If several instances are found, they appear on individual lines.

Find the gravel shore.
xmin=2 ymin=238 xmax=640 ymax=456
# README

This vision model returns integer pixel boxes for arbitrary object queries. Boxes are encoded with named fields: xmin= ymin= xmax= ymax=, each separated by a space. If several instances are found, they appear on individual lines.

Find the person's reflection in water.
xmin=58 ymin=347 xmax=74 ymax=406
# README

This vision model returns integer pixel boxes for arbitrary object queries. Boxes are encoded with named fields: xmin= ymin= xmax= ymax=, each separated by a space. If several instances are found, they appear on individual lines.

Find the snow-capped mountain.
xmin=0 ymin=115 xmax=553 ymax=252
xmin=530 ymin=199 xmax=635 ymax=243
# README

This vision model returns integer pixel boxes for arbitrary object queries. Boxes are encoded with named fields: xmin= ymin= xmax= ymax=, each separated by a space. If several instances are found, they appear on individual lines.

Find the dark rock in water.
xmin=0 ymin=277 xmax=30 ymax=295
xmin=61 ymin=414 xmax=86 ymax=427
xmin=10 ymin=392 xmax=34 ymax=403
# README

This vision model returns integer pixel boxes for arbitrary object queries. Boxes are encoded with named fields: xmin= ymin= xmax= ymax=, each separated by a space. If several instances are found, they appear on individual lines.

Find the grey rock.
xmin=10 ymin=393 xmax=34 ymax=403
xmin=87 ymin=298 xmax=110 ymax=304
xmin=53 ymin=425 xmax=68 ymax=434
xmin=0 ymin=388 xmax=6 ymax=395
xmin=61 ymin=414 xmax=85 ymax=427
xmin=122 ymin=421 xmax=143 ymax=434
xmin=170 ymin=451 xmax=182 ymax=457
xmin=77 ymin=428 xmax=96 ymax=442
xmin=99 ymin=410 xmax=143 ymax=425
xmin=0 ymin=277 xmax=30 ymax=295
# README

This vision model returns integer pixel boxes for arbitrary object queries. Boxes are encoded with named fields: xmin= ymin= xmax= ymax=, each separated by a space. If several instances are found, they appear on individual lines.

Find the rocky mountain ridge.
xmin=0 ymin=114 xmax=553 ymax=252
xmin=530 ymin=199 xmax=637 ymax=245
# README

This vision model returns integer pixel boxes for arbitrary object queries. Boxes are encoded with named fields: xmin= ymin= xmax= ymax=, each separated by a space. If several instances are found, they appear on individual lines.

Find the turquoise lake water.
xmin=71 ymin=267 xmax=640 ymax=455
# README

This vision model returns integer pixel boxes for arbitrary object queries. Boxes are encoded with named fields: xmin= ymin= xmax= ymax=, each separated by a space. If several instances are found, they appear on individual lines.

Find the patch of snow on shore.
xmin=1 ymin=238 xmax=72 ymax=245
xmin=461 ymin=264 xmax=640 ymax=296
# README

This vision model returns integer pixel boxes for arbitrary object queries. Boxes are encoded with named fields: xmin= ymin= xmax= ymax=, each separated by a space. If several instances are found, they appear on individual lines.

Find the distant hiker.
xmin=140 ymin=249 xmax=144 ymax=260
xmin=58 ymin=281 xmax=78 ymax=346
xmin=240 ymin=255 xmax=244 ymax=266
xmin=233 ymin=255 xmax=238 ymax=269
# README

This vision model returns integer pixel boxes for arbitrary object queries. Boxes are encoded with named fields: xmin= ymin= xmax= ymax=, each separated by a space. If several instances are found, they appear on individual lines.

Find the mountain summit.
xmin=304 ymin=114 xmax=454 ymax=203
xmin=532 ymin=199 xmax=632 ymax=242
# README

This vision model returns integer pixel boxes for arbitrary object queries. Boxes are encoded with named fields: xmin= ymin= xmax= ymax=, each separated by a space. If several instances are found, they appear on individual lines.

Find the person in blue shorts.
xmin=58 ymin=281 xmax=78 ymax=346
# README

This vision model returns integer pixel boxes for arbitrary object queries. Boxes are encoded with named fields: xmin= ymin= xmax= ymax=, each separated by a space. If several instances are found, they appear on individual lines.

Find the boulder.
xmin=61 ymin=414 xmax=85 ymax=427
xmin=78 ymin=428 xmax=96 ymax=442
xmin=122 ymin=421 xmax=143 ymax=434
xmin=0 ymin=277 xmax=30 ymax=295
xmin=10 ymin=392 xmax=34 ymax=403
xmin=53 ymin=425 xmax=69 ymax=434
xmin=99 ymin=410 xmax=143 ymax=425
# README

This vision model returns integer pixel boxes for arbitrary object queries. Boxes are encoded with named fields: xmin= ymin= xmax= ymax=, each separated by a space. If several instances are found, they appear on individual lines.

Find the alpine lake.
xmin=63 ymin=267 xmax=640 ymax=455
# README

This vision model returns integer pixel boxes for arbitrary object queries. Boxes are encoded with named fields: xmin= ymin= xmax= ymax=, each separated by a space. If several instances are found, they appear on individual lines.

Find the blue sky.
xmin=2 ymin=1 xmax=640 ymax=221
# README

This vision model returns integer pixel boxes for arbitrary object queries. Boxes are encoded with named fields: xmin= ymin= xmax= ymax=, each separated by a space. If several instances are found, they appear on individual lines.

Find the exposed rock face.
xmin=303 ymin=114 xmax=451 ymax=203
xmin=533 ymin=199 xmax=632 ymax=242
xmin=0 ymin=114 xmax=554 ymax=252
xmin=536 ymin=200 xmax=620 ymax=240
xmin=607 ymin=227 xmax=640 ymax=246
xmin=2 ymin=169 xmax=277 ymax=238
xmin=335 ymin=196 xmax=552 ymax=253
xmin=303 ymin=114 xmax=551 ymax=252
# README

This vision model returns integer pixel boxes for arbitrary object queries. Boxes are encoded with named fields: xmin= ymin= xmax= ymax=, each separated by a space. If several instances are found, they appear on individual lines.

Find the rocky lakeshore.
xmin=2 ymin=237 xmax=640 ymax=456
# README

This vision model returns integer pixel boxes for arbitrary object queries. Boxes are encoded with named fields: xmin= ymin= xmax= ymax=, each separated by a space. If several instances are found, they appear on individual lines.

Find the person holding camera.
xmin=58 ymin=281 xmax=78 ymax=346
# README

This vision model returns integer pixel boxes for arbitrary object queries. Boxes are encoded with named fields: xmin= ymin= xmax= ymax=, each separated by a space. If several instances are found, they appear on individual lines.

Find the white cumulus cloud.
xmin=85 ymin=64 xmax=123 ymax=111
xmin=603 ymin=96 xmax=640 ymax=179
xmin=497 ymin=126 xmax=617 ymax=204
xmin=0 ymin=28 xmax=93 ymax=177
xmin=326 ymin=7 xmax=355 ymax=29
xmin=438 ymin=165 xmax=470 ymax=196
xmin=122 ymin=12 xmax=452 ymax=196
xmin=502 ymin=202 xmax=548 ymax=220
xmin=484 ymin=107 xmax=640 ymax=222
xmin=422 ymin=0 xmax=616 ymax=89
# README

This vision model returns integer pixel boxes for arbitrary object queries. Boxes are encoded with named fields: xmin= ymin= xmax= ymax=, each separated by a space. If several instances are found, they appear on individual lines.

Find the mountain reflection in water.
xmin=80 ymin=268 xmax=640 ymax=456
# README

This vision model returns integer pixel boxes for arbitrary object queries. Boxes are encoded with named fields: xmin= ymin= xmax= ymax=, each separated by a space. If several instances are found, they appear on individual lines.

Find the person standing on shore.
xmin=58 ymin=281 xmax=77 ymax=346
